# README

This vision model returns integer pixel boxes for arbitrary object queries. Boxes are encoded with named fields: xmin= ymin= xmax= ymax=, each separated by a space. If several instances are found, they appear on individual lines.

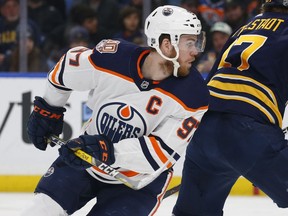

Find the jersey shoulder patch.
xmin=90 ymin=39 xmax=148 ymax=79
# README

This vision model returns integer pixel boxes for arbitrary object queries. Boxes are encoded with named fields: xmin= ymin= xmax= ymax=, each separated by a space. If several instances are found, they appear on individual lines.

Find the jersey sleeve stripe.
xmin=154 ymin=136 xmax=181 ymax=161
xmin=49 ymin=55 xmax=70 ymax=90
xmin=139 ymin=137 xmax=160 ymax=171
xmin=209 ymin=77 xmax=282 ymax=126
xmin=213 ymin=73 xmax=278 ymax=106
xmin=149 ymin=137 xmax=173 ymax=168
xmin=120 ymin=170 xmax=139 ymax=177
xmin=154 ymin=87 xmax=208 ymax=112
xmin=50 ymin=59 xmax=61 ymax=85
xmin=58 ymin=54 xmax=67 ymax=86
xmin=48 ymin=80 xmax=72 ymax=91
xmin=210 ymin=90 xmax=276 ymax=124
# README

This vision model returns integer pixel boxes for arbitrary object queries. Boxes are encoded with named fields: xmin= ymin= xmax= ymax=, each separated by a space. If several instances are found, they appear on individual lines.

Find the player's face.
xmin=177 ymin=34 xmax=199 ymax=76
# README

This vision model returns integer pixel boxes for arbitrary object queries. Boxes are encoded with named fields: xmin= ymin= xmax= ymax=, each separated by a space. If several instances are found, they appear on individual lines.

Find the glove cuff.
xmin=33 ymin=96 xmax=66 ymax=120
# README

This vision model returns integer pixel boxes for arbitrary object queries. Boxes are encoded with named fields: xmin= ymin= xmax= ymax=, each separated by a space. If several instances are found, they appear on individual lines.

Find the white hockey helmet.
xmin=144 ymin=5 xmax=205 ymax=76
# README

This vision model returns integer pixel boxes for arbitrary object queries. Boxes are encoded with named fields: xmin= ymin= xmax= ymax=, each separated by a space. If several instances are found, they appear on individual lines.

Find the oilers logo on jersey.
xmin=96 ymin=102 xmax=147 ymax=143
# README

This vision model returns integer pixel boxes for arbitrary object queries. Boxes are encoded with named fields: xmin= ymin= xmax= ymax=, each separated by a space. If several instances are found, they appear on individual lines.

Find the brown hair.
xmin=261 ymin=3 xmax=288 ymax=13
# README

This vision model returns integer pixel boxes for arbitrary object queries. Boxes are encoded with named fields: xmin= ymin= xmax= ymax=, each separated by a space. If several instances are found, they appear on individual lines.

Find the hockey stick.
xmin=162 ymin=125 xmax=288 ymax=198
xmin=47 ymin=135 xmax=176 ymax=191
xmin=163 ymin=184 xmax=181 ymax=199
xmin=283 ymin=126 xmax=288 ymax=134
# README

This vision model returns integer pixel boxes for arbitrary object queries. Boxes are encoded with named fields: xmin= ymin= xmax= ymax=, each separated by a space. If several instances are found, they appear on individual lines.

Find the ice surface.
xmin=1 ymin=193 xmax=288 ymax=216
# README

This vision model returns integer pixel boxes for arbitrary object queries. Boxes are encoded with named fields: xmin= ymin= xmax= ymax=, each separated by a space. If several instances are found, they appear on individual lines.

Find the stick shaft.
xmin=47 ymin=135 xmax=176 ymax=194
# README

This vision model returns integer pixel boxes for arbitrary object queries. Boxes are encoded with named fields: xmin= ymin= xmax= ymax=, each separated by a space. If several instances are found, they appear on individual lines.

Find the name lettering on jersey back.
xmin=234 ymin=18 xmax=285 ymax=36
xmin=96 ymin=103 xmax=147 ymax=143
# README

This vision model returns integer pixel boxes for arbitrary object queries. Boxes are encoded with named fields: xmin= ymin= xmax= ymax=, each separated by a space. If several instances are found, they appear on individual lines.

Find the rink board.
xmin=0 ymin=74 xmax=287 ymax=196
xmin=0 ymin=175 xmax=266 ymax=196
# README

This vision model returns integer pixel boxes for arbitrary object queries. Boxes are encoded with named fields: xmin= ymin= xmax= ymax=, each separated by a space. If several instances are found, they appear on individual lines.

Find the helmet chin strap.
xmin=155 ymin=44 xmax=180 ymax=77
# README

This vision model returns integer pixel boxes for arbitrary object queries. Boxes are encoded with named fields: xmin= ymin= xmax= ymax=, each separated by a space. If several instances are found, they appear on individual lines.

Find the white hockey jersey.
xmin=43 ymin=39 xmax=209 ymax=184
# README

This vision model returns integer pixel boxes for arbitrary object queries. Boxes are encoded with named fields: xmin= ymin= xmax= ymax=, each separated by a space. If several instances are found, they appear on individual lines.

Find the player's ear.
xmin=160 ymin=38 xmax=173 ymax=56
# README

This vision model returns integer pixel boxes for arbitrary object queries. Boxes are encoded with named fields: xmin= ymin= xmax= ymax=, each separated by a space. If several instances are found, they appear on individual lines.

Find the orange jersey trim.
xmin=149 ymin=171 xmax=173 ymax=215
xmin=120 ymin=170 xmax=139 ymax=177
xmin=88 ymin=56 xmax=134 ymax=83
xmin=50 ymin=58 xmax=62 ymax=85
xmin=149 ymin=137 xmax=172 ymax=169
xmin=136 ymin=50 xmax=159 ymax=85
xmin=92 ymin=166 xmax=139 ymax=177
xmin=137 ymin=50 xmax=149 ymax=79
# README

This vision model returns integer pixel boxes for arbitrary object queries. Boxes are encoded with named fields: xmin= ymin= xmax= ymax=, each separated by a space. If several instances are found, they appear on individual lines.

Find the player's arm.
xmin=27 ymin=46 xmax=99 ymax=150
xmin=112 ymin=108 xmax=207 ymax=174
xmin=44 ymin=46 xmax=98 ymax=107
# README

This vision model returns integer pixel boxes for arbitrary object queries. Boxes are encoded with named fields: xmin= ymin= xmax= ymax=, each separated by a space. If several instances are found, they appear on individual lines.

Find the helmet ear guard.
xmin=144 ymin=5 xmax=206 ymax=77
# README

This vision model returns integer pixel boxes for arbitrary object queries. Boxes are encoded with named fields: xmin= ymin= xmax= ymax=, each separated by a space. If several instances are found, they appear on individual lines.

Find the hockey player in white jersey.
xmin=22 ymin=5 xmax=209 ymax=216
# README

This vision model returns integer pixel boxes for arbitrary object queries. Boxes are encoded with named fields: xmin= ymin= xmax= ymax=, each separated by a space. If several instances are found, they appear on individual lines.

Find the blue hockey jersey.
xmin=207 ymin=12 xmax=288 ymax=127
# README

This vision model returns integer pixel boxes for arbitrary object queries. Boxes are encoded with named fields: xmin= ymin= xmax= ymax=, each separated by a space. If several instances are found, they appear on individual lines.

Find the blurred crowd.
xmin=0 ymin=0 xmax=262 ymax=73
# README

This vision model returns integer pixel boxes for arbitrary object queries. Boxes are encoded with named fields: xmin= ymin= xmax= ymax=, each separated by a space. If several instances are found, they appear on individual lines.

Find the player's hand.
xmin=58 ymin=134 xmax=115 ymax=170
xmin=27 ymin=96 xmax=66 ymax=151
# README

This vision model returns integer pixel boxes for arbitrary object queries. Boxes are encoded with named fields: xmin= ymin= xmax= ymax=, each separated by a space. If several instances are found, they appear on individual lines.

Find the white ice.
xmin=1 ymin=193 xmax=288 ymax=216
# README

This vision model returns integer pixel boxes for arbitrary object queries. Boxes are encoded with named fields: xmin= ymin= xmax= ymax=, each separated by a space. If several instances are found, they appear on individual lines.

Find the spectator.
xmin=129 ymin=0 xmax=143 ymax=26
xmin=118 ymin=0 xmax=131 ymax=9
xmin=0 ymin=0 xmax=41 ymax=71
xmin=224 ymin=0 xmax=249 ymax=31
xmin=181 ymin=0 xmax=213 ymax=50
xmin=152 ymin=0 xmax=168 ymax=10
xmin=166 ymin=0 xmax=181 ymax=6
xmin=46 ymin=0 xmax=67 ymax=21
xmin=27 ymin=0 xmax=65 ymax=41
xmin=7 ymin=25 xmax=49 ymax=72
xmin=46 ymin=25 xmax=92 ymax=68
xmin=198 ymin=0 xmax=225 ymax=26
xmin=69 ymin=4 xmax=106 ymax=45
xmin=113 ymin=6 xmax=144 ymax=45
xmin=196 ymin=21 xmax=232 ymax=76
xmin=247 ymin=0 xmax=261 ymax=17
xmin=129 ymin=0 xmax=143 ymax=11
xmin=64 ymin=0 xmax=82 ymax=17
xmin=43 ymin=3 xmax=106 ymax=66
xmin=84 ymin=0 xmax=120 ymax=38
xmin=67 ymin=26 xmax=91 ymax=48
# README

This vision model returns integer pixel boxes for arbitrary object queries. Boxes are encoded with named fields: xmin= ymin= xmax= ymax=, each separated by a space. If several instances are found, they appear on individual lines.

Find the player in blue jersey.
xmin=173 ymin=0 xmax=288 ymax=215
xmin=20 ymin=5 xmax=209 ymax=216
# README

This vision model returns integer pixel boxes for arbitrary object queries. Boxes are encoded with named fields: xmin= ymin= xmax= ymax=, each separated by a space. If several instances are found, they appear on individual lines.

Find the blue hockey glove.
xmin=27 ymin=96 xmax=66 ymax=151
xmin=58 ymin=134 xmax=115 ymax=170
